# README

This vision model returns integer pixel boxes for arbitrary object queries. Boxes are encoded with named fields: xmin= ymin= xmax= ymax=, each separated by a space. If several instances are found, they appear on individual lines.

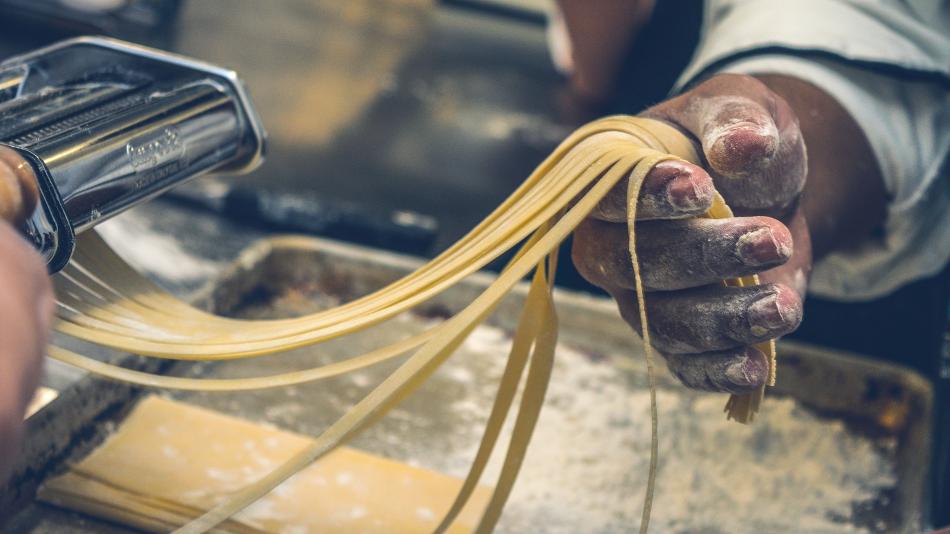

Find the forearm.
xmin=554 ymin=0 xmax=655 ymax=101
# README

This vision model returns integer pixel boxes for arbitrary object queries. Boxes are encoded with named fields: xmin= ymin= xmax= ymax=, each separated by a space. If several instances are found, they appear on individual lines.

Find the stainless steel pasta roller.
xmin=0 ymin=36 xmax=266 ymax=272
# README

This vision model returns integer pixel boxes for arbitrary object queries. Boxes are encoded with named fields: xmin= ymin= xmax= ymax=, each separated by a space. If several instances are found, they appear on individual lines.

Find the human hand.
xmin=0 ymin=147 xmax=53 ymax=483
xmin=572 ymin=74 xmax=811 ymax=393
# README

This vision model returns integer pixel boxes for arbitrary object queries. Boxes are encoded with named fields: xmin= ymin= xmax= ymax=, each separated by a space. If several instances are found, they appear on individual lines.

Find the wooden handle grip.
xmin=0 ymin=146 xmax=39 ymax=226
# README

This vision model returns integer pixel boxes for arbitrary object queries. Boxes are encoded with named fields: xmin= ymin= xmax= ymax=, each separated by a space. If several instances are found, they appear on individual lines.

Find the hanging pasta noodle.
xmin=36 ymin=116 xmax=776 ymax=533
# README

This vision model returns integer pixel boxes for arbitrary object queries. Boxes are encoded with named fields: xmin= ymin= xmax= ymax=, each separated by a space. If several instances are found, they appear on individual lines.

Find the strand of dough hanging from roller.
xmin=42 ymin=116 xmax=776 ymax=533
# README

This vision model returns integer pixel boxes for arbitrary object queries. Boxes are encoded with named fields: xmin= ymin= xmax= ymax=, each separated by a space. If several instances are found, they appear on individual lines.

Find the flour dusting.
xmin=449 ymin=324 xmax=896 ymax=534
xmin=178 ymin=289 xmax=900 ymax=534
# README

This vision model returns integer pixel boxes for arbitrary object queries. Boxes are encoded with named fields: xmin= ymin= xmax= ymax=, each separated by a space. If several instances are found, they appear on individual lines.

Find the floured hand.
xmin=573 ymin=74 xmax=811 ymax=393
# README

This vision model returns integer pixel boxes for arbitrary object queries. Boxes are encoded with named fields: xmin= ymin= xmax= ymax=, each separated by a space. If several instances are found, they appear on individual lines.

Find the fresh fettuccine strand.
xmin=626 ymin=153 xmax=664 ymax=534
xmin=45 ymin=116 xmax=776 ymax=532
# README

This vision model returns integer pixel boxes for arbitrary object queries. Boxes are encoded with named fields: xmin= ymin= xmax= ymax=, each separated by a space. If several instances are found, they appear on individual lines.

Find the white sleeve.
xmin=675 ymin=0 xmax=950 ymax=301
xmin=677 ymin=0 xmax=949 ymax=87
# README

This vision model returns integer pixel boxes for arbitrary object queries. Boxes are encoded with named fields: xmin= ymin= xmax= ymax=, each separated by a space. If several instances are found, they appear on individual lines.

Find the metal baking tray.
xmin=2 ymin=235 xmax=933 ymax=533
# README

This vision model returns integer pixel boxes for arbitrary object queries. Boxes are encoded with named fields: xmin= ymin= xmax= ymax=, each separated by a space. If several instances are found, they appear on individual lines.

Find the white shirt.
xmin=675 ymin=0 xmax=949 ymax=302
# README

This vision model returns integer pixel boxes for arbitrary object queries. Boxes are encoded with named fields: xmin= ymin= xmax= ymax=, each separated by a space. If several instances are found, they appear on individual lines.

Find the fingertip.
xmin=633 ymin=160 xmax=714 ymax=220
xmin=592 ymin=159 xmax=717 ymax=222
xmin=772 ymin=284 xmax=803 ymax=320
xmin=664 ymin=163 xmax=715 ymax=214
xmin=723 ymin=346 xmax=770 ymax=392
xmin=746 ymin=283 xmax=803 ymax=339
xmin=772 ymin=283 xmax=804 ymax=330
xmin=734 ymin=218 xmax=793 ymax=268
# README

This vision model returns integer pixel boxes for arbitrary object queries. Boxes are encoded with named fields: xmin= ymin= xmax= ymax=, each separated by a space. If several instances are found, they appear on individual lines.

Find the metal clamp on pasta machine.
xmin=0 ymin=36 xmax=266 ymax=272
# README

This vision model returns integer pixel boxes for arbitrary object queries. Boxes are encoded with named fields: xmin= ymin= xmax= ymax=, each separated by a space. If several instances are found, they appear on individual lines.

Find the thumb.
xmin=643 ymin=74 xmax=806 ymax=215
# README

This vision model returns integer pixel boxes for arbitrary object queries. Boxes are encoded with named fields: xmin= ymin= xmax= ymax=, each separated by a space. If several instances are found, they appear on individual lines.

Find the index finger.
xmin=589 ymin=159 xmax=716 ymax=222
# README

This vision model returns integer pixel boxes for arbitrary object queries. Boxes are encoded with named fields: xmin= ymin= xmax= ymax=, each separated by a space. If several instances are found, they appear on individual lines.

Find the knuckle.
xmin=644 ymin=301 xmax=707 ymax=353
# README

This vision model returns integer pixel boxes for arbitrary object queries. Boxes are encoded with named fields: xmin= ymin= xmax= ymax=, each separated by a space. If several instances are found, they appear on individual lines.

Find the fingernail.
xmin=706 ymin=124 xmax=779 ymax=176
xmin=725 ymin=350 xmax=767 ymax=388
xmin=736 ymin=227 xmax=787 ymax=267
xmin=725 ymin=361 xmax=755 ymax=388
xmin=665 ymin=172 xmax=711 ymax=212
xmin=747 ymin=293 xmax=788 ymax=337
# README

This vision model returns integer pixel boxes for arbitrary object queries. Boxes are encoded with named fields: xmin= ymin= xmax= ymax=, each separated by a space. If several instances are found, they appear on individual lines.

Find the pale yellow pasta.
xmin=45 ymin=116 xmax=776 ymax=533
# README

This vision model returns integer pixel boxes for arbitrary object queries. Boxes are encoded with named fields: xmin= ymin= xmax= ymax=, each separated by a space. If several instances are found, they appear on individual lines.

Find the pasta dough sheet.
xmin=38 ymin=396 xmax=492 ymax=533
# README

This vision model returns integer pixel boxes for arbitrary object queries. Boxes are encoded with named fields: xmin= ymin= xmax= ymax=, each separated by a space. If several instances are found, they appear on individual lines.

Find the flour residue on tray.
xmin=441 ymin=324 xmax=897 ymax=534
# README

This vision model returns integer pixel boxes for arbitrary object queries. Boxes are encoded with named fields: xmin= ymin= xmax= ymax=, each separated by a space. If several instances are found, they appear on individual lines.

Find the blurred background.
xmin=0 ymin=0 xmax=700 ymax=288
xmin=0 ymin=0 xmax=578 ymax=261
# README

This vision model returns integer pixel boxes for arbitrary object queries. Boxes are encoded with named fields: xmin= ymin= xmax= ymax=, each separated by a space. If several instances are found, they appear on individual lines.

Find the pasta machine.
xmin=0 ymin=36 xmax=266 ymax=272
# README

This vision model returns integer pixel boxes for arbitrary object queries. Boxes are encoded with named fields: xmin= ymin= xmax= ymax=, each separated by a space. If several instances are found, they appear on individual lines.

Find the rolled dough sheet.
xmin=38 ymin=396 xmax=492 ymax=533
